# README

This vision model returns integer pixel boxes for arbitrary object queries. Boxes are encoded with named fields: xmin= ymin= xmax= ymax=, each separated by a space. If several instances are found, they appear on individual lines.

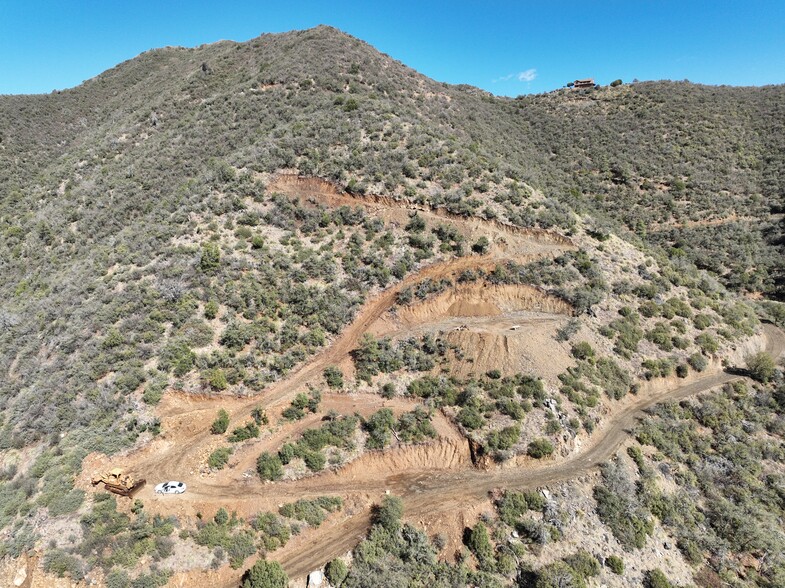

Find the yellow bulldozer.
xmin=91 ymin=468 xmax=146 ymax=497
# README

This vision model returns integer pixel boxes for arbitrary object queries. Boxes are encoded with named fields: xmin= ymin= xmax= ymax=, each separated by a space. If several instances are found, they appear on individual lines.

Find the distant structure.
xmin=573 ymin=78 xmax=595 ymax=89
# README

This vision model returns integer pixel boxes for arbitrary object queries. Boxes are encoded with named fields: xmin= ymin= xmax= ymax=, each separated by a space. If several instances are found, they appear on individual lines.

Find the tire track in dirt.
xmin=269 ymin=174 xmax=575 ymax=249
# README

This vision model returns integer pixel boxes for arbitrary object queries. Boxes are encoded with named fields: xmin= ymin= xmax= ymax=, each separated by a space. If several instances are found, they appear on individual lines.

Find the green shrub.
xmin=571 ymin=342 xmax=595 ymax=360
xmin=252 ymin=513 xmax=291 ymax=551
xmin=472 ymin=236 xmax=489 ymax=254
xmin=214 ymin=507 xmax=230 ymax=525
xmin=643 ymin=569 xmax=674 ymax=588
xmin=204 ymin=300 xmax=219 ymax=320
xmin=206 ymin=368 xmax=229 ymax=391
xmin=642 ymin=358 xmax=674 ymax=379
xmin=692 ymin=313 xmax=712 ymax=329
xmin=466 ymin=522 xmax=495 ymax=572
xmin=374 ymin=495 xmax=404 ymax=531
xmin=606 ymin=554 xmax=624 ymax=574
xmin=220 ymin=321 xmax=253 ymax=351
xmin=594 ymin=357 xmax=632 ymax=400
xmin=208 ymin=447 xmax=232 ymax=469
xmin=527 ymin=438 xmax=554 ymax=459
xmin=687 ymin=352 xmax=708 ymax=372
xmin=178 ymin=319 xmax=214 ymax=347
xmin=278 ymin=443 xmax=297 ymax=465
xmin=746 ymin=351 xmax=776 ymax=382
xmin=487 ymin=425 xmax=521 ymax=451
xmin=225 ymin=530 xmax=257 ymax=569
xmin=256 ymin=453 xmax=283 ymax=481
xmin=695 ymin=332 xmax=718 ymax=354
xmin=676 ymin=537 xmax=703 ymax=564
xmin=364 ymin=408 xmax=396 ymax=449
xmin=241 ymin=560 xmax=288 ymax=588
xmin=200 ymin=242 xmax=221 ymax=272
xmin=282 ymin=391 xmax=321 ymax=421
xmin=325 ymin=559 xmax=348 ymax=586
xmin=43 ymin=549 xmax=84 ymax=580
xmin=211 ymin=409 xmax=230 ymax=434
xmin=142 ymin=378 xmax=167 ymax=405
xmin=483 ymin=369 xmax=501 ymax=381
xmin=380 ymin=382 xmax=396 ymax=399
xmin=159 ymin=340 xmax=196 ymax=376
xmin=457 ymin=406 xmax=485 ymax=430
xmin=395 ymin=407 xmax=437 ymax=444
xmin=323 ymin=366 xmax=344 ymax=389
xmin=228 ymin=422 xmax=260 ymax=443
xmin=279 ymin=497 xmax=342 ymax=526
xmin=646 ymin=322 xmax=673 ymax=351
xmin=45 ymin=488 xmax=85 ymax=516
xmin=556 ymin=319 xmax=581 ymax=342
xmin=535 ymin=561 xmax=586 ymax=588
xmin=303 ymin=450 xmax=326 ymax=471
xmin=496 ymin=491 xmax=541 ymax=525
xmin=563 ymin=550 xmax=600 ymax=577
xmin=496 ymin=397 xmax=526 ymax=420
xmin=593 ymin=485 xmax=652 ymax=550
xmin=407 ymin=375 xmax=459 ymax=403
xmin=251 ymin=406 xmax=268 ymax=425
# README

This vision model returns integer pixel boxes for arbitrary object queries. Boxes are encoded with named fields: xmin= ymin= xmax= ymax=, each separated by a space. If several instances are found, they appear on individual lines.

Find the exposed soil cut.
xmin=370 ymin=282 xmax=575 ymax=379
xmin=67 ymin=174 xmax=785 ymax=588
xmin=268 ymin=174 xmax=575 ymax=258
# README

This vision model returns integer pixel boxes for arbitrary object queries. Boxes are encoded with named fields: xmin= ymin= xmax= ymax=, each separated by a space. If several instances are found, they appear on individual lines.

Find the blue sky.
xmin=1 ymin=0 xmax=784 ymax=96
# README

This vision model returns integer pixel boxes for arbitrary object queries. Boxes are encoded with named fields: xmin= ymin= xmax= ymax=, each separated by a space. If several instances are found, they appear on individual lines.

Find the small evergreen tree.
xmin=211 ymin=409 xmax=229 ymax=434
xmin=241 ymin=560 xmax=288 ymax=588
xmin=325 ymin=559 xmax=348 ymax=586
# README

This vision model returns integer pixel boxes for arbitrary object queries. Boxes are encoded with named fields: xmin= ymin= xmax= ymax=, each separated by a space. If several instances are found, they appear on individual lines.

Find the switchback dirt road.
xmin=79 ymin=177 xmax=784 ymax=587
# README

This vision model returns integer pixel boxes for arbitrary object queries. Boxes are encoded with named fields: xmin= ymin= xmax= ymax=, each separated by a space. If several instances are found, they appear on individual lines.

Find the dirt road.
xmin=168 ymin=324 xmax=783 ymax=587
xmin=82 ymin=177 xmax=785 ymax=587
xmin=132 ymin=241 xmax=573 ymax=482
xmin=265 ymin=324 xmax=784 ymax=581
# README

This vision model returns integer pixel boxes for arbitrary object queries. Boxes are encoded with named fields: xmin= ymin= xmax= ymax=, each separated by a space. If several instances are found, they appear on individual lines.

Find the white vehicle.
xmin=154 ymin=481 xmax=186 ymax=494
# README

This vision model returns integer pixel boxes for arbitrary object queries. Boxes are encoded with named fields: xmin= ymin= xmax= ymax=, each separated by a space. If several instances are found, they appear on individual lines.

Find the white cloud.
xmin=493 ymin=68 xmax=537 ymax=83
xmin=517 ymin=68 xmax=537 ymax=82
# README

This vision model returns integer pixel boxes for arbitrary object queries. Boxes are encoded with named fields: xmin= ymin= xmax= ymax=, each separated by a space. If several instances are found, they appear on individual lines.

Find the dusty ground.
xmin=267 ymin=174 xmax=574 ymax=260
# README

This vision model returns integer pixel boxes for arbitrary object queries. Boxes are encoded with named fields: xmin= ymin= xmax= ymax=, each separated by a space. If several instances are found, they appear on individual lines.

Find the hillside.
xmin=3 ymin=27 xmax=784 ymax=297
xmin=0 ymin=25 xmax=784 ymax=588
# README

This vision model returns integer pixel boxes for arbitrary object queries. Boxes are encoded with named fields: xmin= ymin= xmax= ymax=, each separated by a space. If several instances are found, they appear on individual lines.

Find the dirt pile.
xmin=337 ymin=438 xmax=471 ymax=483
xmin=444 ymin=324 xmax=573 ymax=379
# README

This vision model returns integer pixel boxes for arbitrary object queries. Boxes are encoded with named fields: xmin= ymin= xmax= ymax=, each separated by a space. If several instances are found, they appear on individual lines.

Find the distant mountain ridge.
xmin=2 ymin=25 xmax=782 ymax=297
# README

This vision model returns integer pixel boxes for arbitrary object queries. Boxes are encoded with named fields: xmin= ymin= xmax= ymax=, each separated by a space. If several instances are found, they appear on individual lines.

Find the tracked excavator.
xmin=91 ymin=468 xmax=146 ymax=497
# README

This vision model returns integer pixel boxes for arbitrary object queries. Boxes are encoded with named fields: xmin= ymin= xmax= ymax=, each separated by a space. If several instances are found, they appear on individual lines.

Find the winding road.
xmin=85 ymin=178 xmax=784 ymax=587
xmin=250 ymin=324 xmax=784 ymax=581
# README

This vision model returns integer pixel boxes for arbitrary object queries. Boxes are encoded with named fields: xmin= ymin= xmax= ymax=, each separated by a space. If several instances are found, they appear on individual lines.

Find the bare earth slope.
xmin=74 ymin=178 xmax=784 ymax=587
